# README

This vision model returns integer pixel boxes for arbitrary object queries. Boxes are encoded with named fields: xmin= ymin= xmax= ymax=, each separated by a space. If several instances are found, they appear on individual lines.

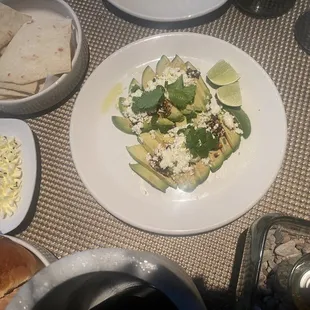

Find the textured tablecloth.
xmin=18 ymin=0 xmax=310 ymax=307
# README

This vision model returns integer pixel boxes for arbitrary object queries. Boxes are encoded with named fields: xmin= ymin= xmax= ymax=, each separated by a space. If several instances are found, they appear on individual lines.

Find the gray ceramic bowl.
xmin=7 ymin=248 xmax=207 ymax=310
xmin=0 ymin=0 xmax=89 ymax=115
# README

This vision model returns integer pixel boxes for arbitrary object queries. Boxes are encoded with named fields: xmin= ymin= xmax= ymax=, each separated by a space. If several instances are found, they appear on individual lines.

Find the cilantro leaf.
xmin=184 ymin=127 xmax=219 ymax=158
xmin=131 ymin=86 xmax=165 ymax=114
xmin=167 ymin=76 xmax=196 ymax=110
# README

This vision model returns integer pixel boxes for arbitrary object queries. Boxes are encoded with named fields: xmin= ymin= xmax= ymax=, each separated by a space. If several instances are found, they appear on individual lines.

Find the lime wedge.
xmin=217 ymin=82 xmax=242 ymax=107
xmin=207 ymin=60 xmax=239 ymax=86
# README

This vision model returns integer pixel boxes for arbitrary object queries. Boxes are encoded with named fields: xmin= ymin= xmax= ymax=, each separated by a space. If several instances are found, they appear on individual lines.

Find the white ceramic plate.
xmin=70 ymin=33 xmax=287 ymax=235
xmin=107 ymin=0 xmax=228 ymax=22
xmin=0 ymin=119 xmax=37 ymax=233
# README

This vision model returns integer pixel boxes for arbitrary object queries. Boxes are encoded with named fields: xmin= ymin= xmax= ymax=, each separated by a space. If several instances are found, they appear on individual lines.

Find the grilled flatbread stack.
xmin=0 ymin=3 xmax=73 ymax=101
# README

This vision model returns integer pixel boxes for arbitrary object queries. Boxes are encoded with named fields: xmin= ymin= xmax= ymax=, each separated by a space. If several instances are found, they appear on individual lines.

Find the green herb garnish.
xmin=183 ymin=127 xmax=219 ymax=158
xmin=132 ymin=86 xmax=165 ymax=114
xmin=167 ymin=76 xmax=196 ymax=110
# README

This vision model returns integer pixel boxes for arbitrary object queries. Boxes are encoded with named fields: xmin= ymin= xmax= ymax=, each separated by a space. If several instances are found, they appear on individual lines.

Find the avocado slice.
xmin=173 ymin=171 xmax=198 ymax=192
xmin=142 ymin=66 xmax=156 ymax=90
xmin=141 ymin=120 xmax=153 ymax=133
xmin=118 ymin=97 xmax=127 ymax=117
xmin=129 ymin=163 xmax=169 ymax=193
xmin=195 ymin=161 xmax=210 ymax=184
xmin=185 ymin=61 xmax=211 ymax=100
xmin=156 ymin=55 xmax=170 ymax=75
xmin=223 ymin=106 xmax=251 ymax=139
xmin=208 ymin=149 xmax=225 ymax=173
xmin=223 ymin=125 xmax=241 ymax=152
xmin=167 ymin=105 xmax=185 ymax=122
xmin=219 ymin=136 xmax=233 ymax=159
xmin=112 ymin=116 xmax=134 ymax=135
xmin=138 ymin=132 xmax=160 ymax=155
xmin=128 ymin=78 xmax=141 ymax=94
xmin=156 ymin=118 xmax=174 ymax=134
xmin=176 ymin=118 xmax=187 ymax=128
xmin=127 ymin=145 xmax=177 ymax=189
xmin=170 ymin=55 xmax=187 ymax=70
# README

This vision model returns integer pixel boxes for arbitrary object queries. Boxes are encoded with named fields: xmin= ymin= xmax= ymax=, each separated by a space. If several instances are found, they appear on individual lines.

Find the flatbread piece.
xmin=0 ymin=18 xmax=72 ymax=84
xmin=0 ymin=3 xmax=32 ymax=49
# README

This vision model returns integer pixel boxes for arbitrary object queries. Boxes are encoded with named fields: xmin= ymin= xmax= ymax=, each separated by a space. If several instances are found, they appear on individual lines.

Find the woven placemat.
xmin=19 ymin=0 xmax=310 ymax=305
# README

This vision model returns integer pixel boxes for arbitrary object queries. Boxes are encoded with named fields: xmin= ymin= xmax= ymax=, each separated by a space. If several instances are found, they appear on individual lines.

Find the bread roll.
xmin=0 ymin=237 xmax=43 ymax=309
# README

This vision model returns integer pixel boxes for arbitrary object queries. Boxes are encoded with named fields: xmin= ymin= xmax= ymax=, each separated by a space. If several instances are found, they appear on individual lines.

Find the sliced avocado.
xmin=138 ymin=132 xmax=160 ymax=155
xmin=195 ymin=161 xmax=210 ymax=184
xmin=118 ymin=97 xmax=127 ymax=117
xmin=208 ymin=149 xmax=225 ymax=173
xmin=176 ymin=118 xmax=187 ymax=127
xmin=185 ymin=61 xmax=211 ymax=99
xmin=197 ymin=76 xmax=211 ymax=99
xmin=156 ymin=55 xmax=170 ymax=75
xmin=185 ymin=61 xmax=196 ymax=70
xmin=141 ymin=120 xmax=153 ymax=133
xmin=167 ymin=105 xmax=185 ymax=122
xmin=128 ymin=78 xmax=141 ymax=94
xmin=219 ymin=136 xmax=233 ymax=159
xmin=127 ymin=145 xmax=177 ymax=189
xmin=153 ymin=131 xmax=174 ymax=144
xmin=173 ymin=171 xmax=198 ymax=192
xmin=112 ymin=116 xmax=134 ymax=135
xmin=170 ymin=55 xmax=187 ymax=70
xmin=191 ymin=91 xmax=207 ymax=112
xmin=223 ymin=106 xmax=251 ymax=139
xmin=142 ymin=66 xmax=156 ymax=90
xmin=156 ymin=118 xmax=174 ymax=134
xmin=129 ymin=163 xmax=169 ymax=193
xmin=223 ymin=125 xmax=241 ymax=152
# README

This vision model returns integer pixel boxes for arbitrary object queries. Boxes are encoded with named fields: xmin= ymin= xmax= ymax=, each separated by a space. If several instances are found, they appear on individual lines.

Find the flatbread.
xmin=0 ymin=46 xmax=7 ymax=56
xmin=0 ymin=3 xmax=32 ymax=49
xmin=0 ymin=81 xmax=38 ymax=94
xmin=0 ymin=18 xmax=72 ymax=85
xmin=0 ymin=88 xmax=28 ymax=98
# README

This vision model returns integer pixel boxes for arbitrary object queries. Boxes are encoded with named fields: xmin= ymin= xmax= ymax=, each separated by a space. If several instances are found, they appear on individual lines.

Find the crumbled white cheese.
xmin=132 ymin=89 xmax=143 ymax=98
xmin=223 ymin=112 xmax=235 ymax=129
xmin=235 ymin=128 xmax=244 ymax=135
xmin=149 ymin=130 xmax=156 ymax=139
xmin=123 ymin=106 xmax=151 ymax=134
xmin=195 ymin=112 xmax=211 ymax=128
xmin=145 ymin=67 xmax=196 ymax=92
xmin=121 ymin=96 xmax=133 ymax=107
xmin=201 ymin=158 xmax=210 ymax=166
xmin=0 ymin=136 xmax=22 ymax=218
xmin=154 ymin=133 xmax=193 ymax=175
xmin=209 ymin=100 xmax=221 ymax=115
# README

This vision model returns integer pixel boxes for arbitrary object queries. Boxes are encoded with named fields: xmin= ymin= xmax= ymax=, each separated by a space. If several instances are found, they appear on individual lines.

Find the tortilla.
xmin=0 ymin=46 xmax=7 ymax=56
xmin=0 ymin=88 xmax=28 ymax=98
xmin=0 ymin=81 xmax=38 ymax=94
xmin=0 ymin=18 xmax=72 ymax=85
xmin=0 ymin=4 xmax=32 ymax=50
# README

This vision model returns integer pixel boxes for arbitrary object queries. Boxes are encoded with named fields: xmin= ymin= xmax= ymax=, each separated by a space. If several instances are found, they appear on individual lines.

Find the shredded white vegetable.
xmin=0 ymin=135 xmax=22 ymax=218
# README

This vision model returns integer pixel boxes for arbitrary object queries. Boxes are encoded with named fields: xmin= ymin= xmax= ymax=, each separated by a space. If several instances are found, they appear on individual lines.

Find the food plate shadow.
xmin=8 ymin=132 xmax=41 ymax=235
xmin=193 ymin=277 xmax=236 ymax=310
xmin=102 ymin=0 xmax=232 ymax=29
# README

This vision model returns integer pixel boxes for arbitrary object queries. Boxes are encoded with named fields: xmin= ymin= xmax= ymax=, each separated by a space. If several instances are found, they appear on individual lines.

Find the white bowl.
xmin=4 ymin=235 xmax=57 ymax=266
xmin=0 ymin=119 xmax=36 ymax=234
xmin=0 ymin=0 xmax=89 ymax=115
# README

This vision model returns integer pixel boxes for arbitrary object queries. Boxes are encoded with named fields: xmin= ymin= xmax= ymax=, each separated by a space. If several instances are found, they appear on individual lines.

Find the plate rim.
xmin=107 ymin=0 xmax=228 ymax=22
xmin=70 ymin=32 xmax=287 ymax=235
xmin=0 ymin=118 xmax=37 ymax=234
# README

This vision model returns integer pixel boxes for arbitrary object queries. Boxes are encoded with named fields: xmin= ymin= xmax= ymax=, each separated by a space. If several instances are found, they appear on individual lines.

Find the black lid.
xmin=295 ymin=11 xmax=310 ymax=55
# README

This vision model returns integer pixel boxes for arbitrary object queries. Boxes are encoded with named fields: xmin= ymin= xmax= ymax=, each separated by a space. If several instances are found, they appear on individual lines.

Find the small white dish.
xmin=107 ymin=0 xmax=228 ymax=22
xmin=70 ymin=33 xmax=287 ymax=235
xmin=0 ymin=119 xmax=37 ymax=234
xmin=0 ymin=0 xmax=89 ymax=115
